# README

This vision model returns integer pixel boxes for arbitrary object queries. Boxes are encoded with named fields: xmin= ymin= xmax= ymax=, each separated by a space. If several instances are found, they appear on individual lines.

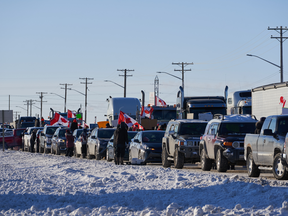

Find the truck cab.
xmin=227 ymin=90 xmax=251 ymax=115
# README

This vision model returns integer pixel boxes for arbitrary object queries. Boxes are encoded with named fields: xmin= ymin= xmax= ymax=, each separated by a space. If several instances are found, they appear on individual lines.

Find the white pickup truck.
xmin=244 ymin=114 xmax=288 ymax=180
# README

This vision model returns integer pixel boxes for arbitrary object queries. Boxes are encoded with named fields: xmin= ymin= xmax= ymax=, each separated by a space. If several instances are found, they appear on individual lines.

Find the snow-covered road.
xmin=1 ymin=150 xmax=288 ymax=215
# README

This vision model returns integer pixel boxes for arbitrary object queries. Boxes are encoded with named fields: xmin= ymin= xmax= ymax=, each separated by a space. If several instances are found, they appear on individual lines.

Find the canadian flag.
xmin=49 ymin=112 xmax=69 ymax=127
xmin=155 ymin=96 xmax=167 ymax=106
xmin=67 ymin=109 xmax=76 ymax=118
xmin=141 ymin=106 xmax=154 ymax=119
xmin=118 ymin=111 xmax=144 ymax=130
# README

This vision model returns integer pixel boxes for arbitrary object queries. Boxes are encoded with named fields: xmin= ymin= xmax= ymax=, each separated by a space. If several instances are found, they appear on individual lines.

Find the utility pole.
xmin=23 ymin=100 xmax=30 ymax=116
xmin=118 ymin=69 xmax=134 ymax=97
xmin=80 ymin=77 xmax=93 ymax=123
xmin=60 ymin=83 xmax=72 ymax=113
xmin=268 ymin=26 xmax=288 ymax=83
xmin=172 ymin=62 xmax=193 ymax=90
xmin=154 ymin=75 xmax=159 ymax=105
xmin=36 ymin=92 xmax=47 ymax=125
xmin=8 ymin=95 xmax=10 ymax=110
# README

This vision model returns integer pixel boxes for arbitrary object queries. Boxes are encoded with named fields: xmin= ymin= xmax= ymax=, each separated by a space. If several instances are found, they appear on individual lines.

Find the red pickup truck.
xmin=0 ymin=128 xmax=26 ymax=149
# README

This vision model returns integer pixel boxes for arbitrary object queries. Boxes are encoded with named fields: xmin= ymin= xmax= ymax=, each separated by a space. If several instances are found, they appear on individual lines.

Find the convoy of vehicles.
xmin=161 ymin=119 xmax=208 ymax=169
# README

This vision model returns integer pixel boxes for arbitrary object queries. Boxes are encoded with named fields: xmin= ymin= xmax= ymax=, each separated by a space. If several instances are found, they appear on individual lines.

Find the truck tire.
xmin=174 ymin=148 xmax=184 ymax=169
xmin=106 ymin=149 xmax=112 ymax=162
xmin=216 ymin=148 xmax=228 ymax=172
xmin=162 ymin=145 xmax=171 ymax=168
xmin=56 ymin=146 xmax=60 ymax=155
xmin=201 ymin=148 xmax=212 ymax=171
xmin=247 ymin=152 xmax=260 ymax=177
xmin=87 ymin=146 xmax=92 ymax=159
xmin=95 ymin=147 xmax=101 ymax=160
xmin=272 ymin=153 xmax=288 ymax=180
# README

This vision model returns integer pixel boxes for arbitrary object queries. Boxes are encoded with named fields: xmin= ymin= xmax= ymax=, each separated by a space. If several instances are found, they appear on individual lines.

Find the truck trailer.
xmin=251 ymin=82 xmax=288 ymax=120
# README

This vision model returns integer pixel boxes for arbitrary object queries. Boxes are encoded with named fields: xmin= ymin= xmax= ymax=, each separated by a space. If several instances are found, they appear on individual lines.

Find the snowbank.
xmin=1 ymin=150 xmax=288 ymax=215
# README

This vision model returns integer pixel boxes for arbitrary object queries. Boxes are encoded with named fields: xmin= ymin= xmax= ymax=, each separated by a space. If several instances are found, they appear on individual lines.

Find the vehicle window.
xmin=277 ymin=118 xmax=288 ymax=136
xmin=169 ymin=124 xmax=175 ymax=133
xmin=179 ymin=123 xmax=207 ymax=136
xmin=174 ymin=124 xmax=179 ymax=133
xmin=268 ymin=118 xmax=277 ymax=133
xmin=218 ymin=123 xmax=255 ymax=135
xmin=98 ymin=130 xmax=115 ymax=138
xmin=142 ymin=132 xmax=165 ymax=143
xmin=208 ymin=123 xmax=218 ymax=135
xmin=59 ymin=130 xmax=66 ymax=137
xmin=228 ymin=98 xmax=232 ymax=104
xmin=46 ymin=127 xmax=58 ymax=135
xmin=128 ymin=132 xmax=137 ymax=142
xmin=77 ymin=129 xmax=83 ymax=137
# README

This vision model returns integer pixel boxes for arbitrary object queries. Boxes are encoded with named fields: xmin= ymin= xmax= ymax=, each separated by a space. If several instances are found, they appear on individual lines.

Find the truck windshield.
xmin=98 ymin=130 xmax=115 ymax=139
xmin=152 ymin=110 xmax=176 ymax=121
xmin=188 ymin=108 xmax=226 ymax=119
xmin=46 ymin=127 xmax=58 ymax=135
xmin=240 ymin=106 xmax=251 ymax=115
xmin=218 ymin=123 xmax=255 ymax=135
xmin=179 ymin=123 xmax=207 ymax=136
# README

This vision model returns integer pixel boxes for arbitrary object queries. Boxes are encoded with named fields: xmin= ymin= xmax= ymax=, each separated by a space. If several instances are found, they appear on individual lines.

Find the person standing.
xmin=113 ymin=122 xmax=128 ymax=165
xmin=30 ymin=129 xmax=37 ymax=153
xmin=65 ymin=129 xmax=74 ymax=157
xmin=70 ymin=119 xmax=78 ymax=133
xmin=80 ymin=127 xmax=88 ymax=158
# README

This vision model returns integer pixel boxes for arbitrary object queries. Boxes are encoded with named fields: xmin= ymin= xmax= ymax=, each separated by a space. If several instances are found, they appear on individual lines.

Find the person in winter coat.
xmin=113 ymin=122 xmax=128 ymax=165
xmin=80 ymin=127 xmax=88 ymax=158
xmin=65 ymin=129 xmax=74 ymax=157
xmin=70 ymin=119 xmax=78 ymax=132
xmin=30 ymin=129 xmax=37 ymax=152
xmin=254 ymin=117 xmax=266 ymax=134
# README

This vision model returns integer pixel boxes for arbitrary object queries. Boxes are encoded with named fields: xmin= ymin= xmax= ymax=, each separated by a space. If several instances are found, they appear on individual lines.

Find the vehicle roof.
xmin=168 ymin=119 xmax=208 ymax=124
xmin=209 ymin=114 xmax=257 ymax=123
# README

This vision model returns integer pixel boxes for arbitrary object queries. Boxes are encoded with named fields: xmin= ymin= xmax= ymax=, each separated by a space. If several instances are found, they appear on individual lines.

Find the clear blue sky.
xmin=1 ymin=0 xmax=287 ymax=123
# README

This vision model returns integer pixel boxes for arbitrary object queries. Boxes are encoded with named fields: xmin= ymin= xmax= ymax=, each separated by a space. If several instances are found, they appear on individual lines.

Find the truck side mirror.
xmin=263 ymin=129 xmax=273 ymax=136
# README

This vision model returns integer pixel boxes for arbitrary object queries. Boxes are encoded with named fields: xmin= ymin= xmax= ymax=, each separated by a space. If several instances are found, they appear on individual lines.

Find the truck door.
xmin=168 ymin=123 xmax=176 ymax=156
xmin=258 ymin=118 xmax=276 ymax=165
xmin=206 ymin=123 xmax=218 ymax=159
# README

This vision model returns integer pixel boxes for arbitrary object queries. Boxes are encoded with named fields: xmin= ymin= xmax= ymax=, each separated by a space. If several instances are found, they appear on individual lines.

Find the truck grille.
xmin=187 ymin=141 xmax=200 ymax=146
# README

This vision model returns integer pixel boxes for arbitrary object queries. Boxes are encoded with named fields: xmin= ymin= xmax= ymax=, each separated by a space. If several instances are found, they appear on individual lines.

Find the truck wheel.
xmin=56 ymin=146 xmax=60 ymax=155
xmin=174 ymin=149 xmax=184 ymax=169
xmin=73 ymin=147 xmax=77 ymax=157
xmin=273 ymin=153 xmax=288 ymax=180
xmin=106 ymin=149 xmax=112 ymax=162
xmin=201 ymin=149 xmax=212 ymax=171
xmin=247 ymin=152 xmax=260 ymax=177
xmin=216 ymin=148 xmax=228 ymax=172
xmin=162 ymin=145 xmax=171 ymax=168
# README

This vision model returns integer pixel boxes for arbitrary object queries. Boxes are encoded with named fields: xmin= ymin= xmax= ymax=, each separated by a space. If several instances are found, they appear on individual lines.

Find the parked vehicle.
xmin=244 ymin=114 xmax=288 ymax=180
xmin=226 ymin=90 xmax=251 ymax=115
xmin=0 ymin=128 xmax=14 ymax=149
xmin=86 ymin=128 xmax=116 ymax=160
xmin=17 ymin=116 xmax=36 ymax=129
xmin=11 ymin=128 xmax=26 ymax=149
xmin=33 ymin=129 xmax=43 ymax=153
xmin=251 ymin=82 xmax=288 ymax=120
xmin=161 ymin=119 xmax=208 ymax=169
xmin=176 ymin=86 xmax=227 ymax=120
xmin=106 ymin=97 xmax=141 ymax=127
xmin=23 ymin=127 xmax=43 ymax=152
xmin=200 ymin=114 xmax=256 ymax=172
xmin=106 ymin=131 xmax=137 ymax=162
xmin=51 ymin=127 xmax=68 ymax=155
xmin=129 ymin=130 xmax=165 ymax=164
xmin=39 ymin=125 xmax=59 ymax=153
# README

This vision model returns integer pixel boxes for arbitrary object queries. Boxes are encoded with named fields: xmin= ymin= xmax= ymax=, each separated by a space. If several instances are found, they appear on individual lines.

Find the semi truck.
xmin=251 ymin=82 xmax=288 ymax=120
xmin=106 ymin=97 xmax=141 ymax=127
xmin=176 ymin=86 xmax=227 ymax=120
xmin=226 ymin=90 xmax=251 ymax=115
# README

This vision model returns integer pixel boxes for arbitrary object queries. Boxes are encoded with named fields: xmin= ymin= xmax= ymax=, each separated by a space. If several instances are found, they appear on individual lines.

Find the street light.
xmin=156 ymin=71 xmax=182 ymax=81
xmin=50 ymin=92 xmax=66 ymax=113
xmin=16 ymin=106 xmax=28 ymax=116
xmin=68 ymin=88 xmax=86 ymax=122
xmin=247 ymin=54 xmax=282 ymax=82
xmin=104 ymin=80 xmax=125 ymax=97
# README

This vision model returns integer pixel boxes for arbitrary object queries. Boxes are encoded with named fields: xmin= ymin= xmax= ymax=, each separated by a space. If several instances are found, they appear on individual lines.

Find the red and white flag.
xmin=49 ymin=112 xmax=69 ymax=127
xmin=118 ymin=111 xmax=144 ymax=130
xmin=67 ymin=109 xmax=76 ymax=118
xmin=155 ymin=96 xmax=167 ymax=106
xmin=141 ymin=106 xmax=154 ymax=119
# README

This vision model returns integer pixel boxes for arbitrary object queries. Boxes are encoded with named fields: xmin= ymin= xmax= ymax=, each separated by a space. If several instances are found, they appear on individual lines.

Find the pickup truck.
xmin=244 ymin=115 xmax=288 ymax=180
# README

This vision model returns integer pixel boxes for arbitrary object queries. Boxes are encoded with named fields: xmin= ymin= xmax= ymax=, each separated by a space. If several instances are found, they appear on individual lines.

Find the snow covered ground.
xmin=1 ymin=150 xmax=288 ymax=215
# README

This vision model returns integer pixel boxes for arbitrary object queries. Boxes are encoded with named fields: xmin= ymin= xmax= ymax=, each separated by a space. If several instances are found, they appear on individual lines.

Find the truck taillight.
xmin=223 ymin=142 xmax=232 ymax=147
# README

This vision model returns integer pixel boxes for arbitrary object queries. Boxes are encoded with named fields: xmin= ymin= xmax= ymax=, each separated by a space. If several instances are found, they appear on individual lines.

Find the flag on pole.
xmin=155 ymin=95 xmax=167 ymax=106
xmin=141 ymin=106 xmax=154 ymax=119
xmin=118 ymin=111 xmax=144 ymax=130
xmin=67 ymin=109 xmax=76 ymax=118
xmin=49 ymin=112 xmax=69 ymax=126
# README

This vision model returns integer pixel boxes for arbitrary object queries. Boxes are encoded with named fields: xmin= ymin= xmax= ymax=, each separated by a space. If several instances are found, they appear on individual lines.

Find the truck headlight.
xmin=232 ymin=141 xmax=240 ymax=148
xmin=141 ymin=144 xmax=149 ymax=150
